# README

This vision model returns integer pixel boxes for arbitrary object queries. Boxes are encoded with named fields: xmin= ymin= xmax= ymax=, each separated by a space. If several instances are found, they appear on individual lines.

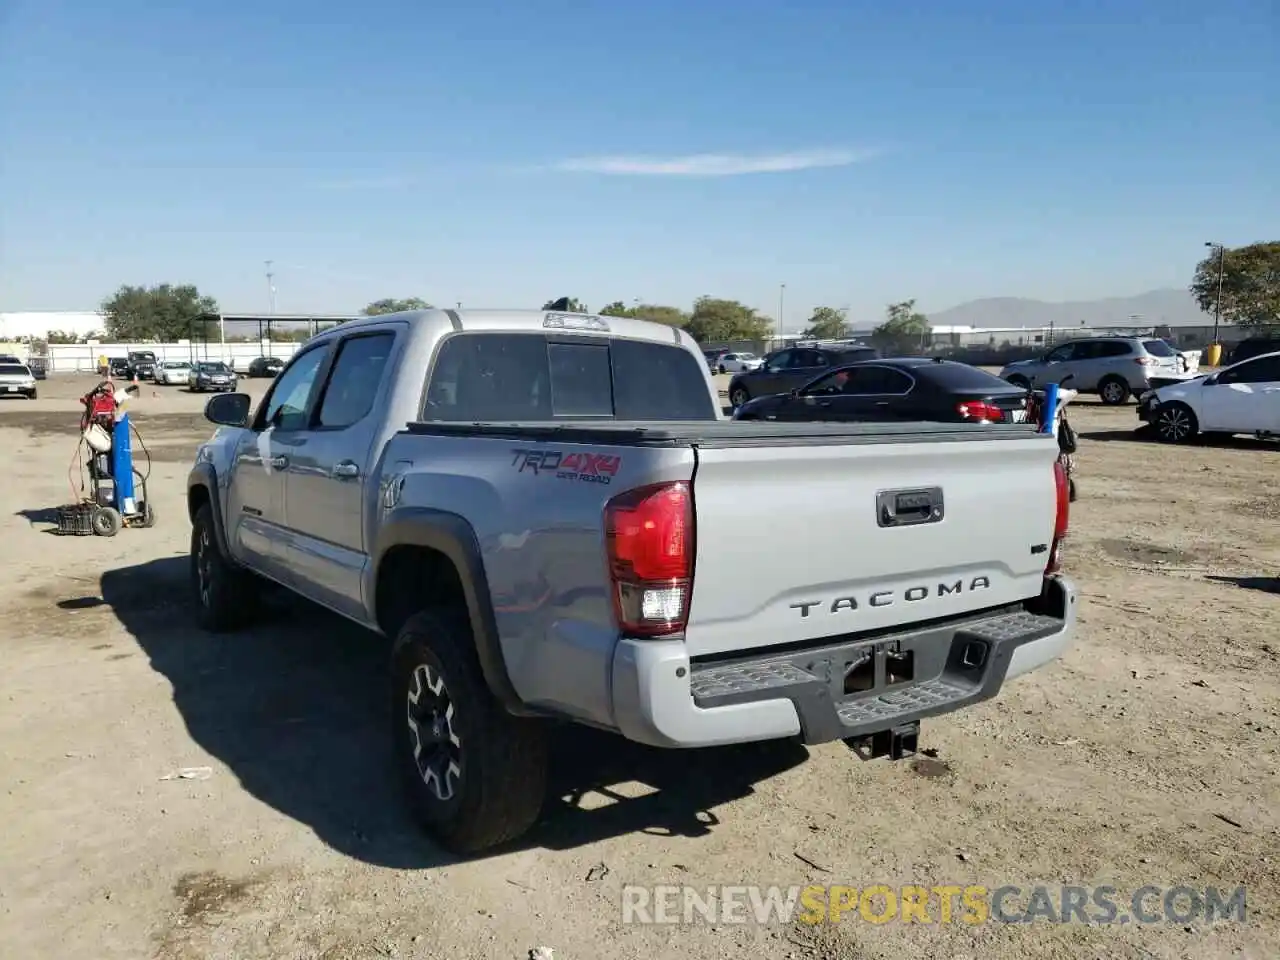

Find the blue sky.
xmin=2 ymin=0 xmax=1276 ymax=326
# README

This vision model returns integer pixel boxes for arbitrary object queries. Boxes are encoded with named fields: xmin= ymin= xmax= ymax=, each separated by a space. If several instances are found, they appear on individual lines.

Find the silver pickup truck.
xmin=188 ymin=308 xmax=1078 ymax=853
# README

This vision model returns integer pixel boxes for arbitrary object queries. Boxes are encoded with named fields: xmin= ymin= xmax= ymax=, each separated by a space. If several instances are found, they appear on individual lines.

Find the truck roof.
xmin=324 ymin=308 xmax=693 ymax=349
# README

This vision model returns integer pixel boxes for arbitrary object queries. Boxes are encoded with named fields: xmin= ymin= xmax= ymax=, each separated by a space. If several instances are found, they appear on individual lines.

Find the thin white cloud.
xmin=553 ymin=148 xmax=877 ymax=177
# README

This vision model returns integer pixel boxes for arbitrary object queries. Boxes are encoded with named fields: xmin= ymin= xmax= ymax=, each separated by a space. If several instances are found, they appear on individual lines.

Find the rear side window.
xmin=1142 ymin=339 xmax=1177 ymax=358
xmin=316 ymin=333 xmax=395 ymax=428
xmin=425 ymin=333 xmax=716 ymax=422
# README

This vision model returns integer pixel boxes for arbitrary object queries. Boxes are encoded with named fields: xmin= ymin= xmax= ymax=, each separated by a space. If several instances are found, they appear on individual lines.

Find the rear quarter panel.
xmin=378 ymin=432 xmax=695 ymax=728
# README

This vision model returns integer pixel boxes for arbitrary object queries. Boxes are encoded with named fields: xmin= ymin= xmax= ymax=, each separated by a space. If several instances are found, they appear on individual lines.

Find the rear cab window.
xmin=424 ymin=333 xmax=716 ymax=422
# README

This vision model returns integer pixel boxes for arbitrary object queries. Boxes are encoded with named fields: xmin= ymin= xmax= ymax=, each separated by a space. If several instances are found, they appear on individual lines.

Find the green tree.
xmin=45 ymin=330 xmax=80 ymax=344
xmin=599 ymin=301 xmax=690 ymax=327
xmin=634 ymin=304 xmax=690 ymax=328
xmin=362 ymin=297 xmax=432 ymax=316
xmin=101 ymin=284 xmax=219 ymax=341
xmin=685 ymin=297 xmax=772 ymax=343
xmin=871 ymin=299 xmax=931 ymax=354
xmin=1190 ymin=241 xmax=1280 ymax=328
xmin=542 ymin=297 xmax=589 ymax=313
xmin=599 ymin=300 xmax=634 ymax=317
xmin=802 ymin=306 xmax=850 ymax=340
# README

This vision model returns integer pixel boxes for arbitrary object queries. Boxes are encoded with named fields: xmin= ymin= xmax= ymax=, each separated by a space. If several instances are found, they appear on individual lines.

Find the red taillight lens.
xmin=605 ymin=482 xmax=693 ymax=637
xmin=956 ymin=400 xmax=1006 ymax=422
xmin=1045 ymin=460 xmax=1070 ymax=575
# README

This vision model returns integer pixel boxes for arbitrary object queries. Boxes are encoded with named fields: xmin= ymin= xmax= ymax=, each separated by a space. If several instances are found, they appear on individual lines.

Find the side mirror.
xmin=1203 ymin=374 xmax=1218 ymax=386
xmin=205 ymin=392 xmax=251 ymax=427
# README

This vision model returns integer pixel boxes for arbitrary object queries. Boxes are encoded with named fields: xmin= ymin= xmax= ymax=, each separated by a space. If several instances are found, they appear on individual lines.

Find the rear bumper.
xmin=611 ymin=576 xmax=1078 ymax=749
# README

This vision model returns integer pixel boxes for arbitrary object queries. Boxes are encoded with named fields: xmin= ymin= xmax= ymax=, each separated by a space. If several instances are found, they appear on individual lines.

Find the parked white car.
xmin=718 ymin=352 xmax=763 ymax=373
xmin=1137 ymin=351 xmax=1280 ymax=443
xmin=155 ymin=361 xmax=192 ymax=385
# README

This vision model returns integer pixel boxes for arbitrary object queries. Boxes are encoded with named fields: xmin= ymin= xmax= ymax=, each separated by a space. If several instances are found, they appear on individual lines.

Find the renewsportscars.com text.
xmin=621 ymin=884 xmax=1248 ymax=926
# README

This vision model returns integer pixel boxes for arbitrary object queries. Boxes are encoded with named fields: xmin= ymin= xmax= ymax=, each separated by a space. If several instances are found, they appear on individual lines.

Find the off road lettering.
xmin=512 ymin=449 xmax=562 ymax=474
xmin=559 ymin=453 xmax=621 ymax=477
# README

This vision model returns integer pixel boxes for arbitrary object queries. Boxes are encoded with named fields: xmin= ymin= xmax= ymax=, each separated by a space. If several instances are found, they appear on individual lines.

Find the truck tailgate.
xmin=685 ymin=434 xmax=1058 ymax=657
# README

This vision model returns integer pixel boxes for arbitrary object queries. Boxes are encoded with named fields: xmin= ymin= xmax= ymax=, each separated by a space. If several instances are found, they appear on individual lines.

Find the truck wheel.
xmin=190 ymin=503 xmax=259 ymax=631
xmin=1098 ymin=377 xmax=1130 ymax=405
xmin=729 ymin=386 xmax=750 ymax=408
xmin=1005 ymin=375 xmax=1030 ymax=389
xmin=391 ymin=610 xmax=548 ymax=854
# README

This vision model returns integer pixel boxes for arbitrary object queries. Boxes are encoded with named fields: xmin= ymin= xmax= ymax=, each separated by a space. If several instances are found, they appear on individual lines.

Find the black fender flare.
xmin=187 ymin=462 xmax=235 ymax=562
xmin=373 ymin=508 xmax=528 ymax=715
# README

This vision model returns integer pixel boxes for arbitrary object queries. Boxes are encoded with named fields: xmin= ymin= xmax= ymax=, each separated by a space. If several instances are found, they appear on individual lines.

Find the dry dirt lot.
xmin=1 ymin=374 xmax=1277 ymax=960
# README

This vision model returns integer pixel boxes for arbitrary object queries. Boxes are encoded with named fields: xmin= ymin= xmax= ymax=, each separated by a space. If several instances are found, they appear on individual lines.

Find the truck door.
xmin=224 ymin=342 xmax=330 ymax=582
xmin=280 ymin=329 xmax=400 ymax=620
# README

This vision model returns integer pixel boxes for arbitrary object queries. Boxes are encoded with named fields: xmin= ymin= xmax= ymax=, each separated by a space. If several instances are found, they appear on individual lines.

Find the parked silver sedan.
xmin=155 ymin=360 xmax=192 ymax=385
xmin=0 ymin=362 xmax=37 ymax=399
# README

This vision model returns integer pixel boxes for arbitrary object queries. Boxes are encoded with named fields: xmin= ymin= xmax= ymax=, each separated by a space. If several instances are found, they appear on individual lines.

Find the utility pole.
xmin=1205 ymin=242 xmax=1225 ymax=344
xmin=779 ymin=283 xmax=786 ymax=339
xmin=265 ymin=261 xmax=277 ymax=314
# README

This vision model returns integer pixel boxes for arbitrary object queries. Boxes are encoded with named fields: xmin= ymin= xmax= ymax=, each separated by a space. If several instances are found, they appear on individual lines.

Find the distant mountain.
xmin=928 ymin=289 xmax=1208 ymax=330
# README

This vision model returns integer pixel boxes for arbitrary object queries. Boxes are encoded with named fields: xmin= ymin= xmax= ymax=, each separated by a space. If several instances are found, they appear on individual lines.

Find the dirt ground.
xmin=1 ymin=374 xmax=1277 ymax=960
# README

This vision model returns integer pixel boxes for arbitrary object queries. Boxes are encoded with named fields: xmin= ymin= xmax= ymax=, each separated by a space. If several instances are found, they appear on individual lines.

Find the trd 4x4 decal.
xmin=511 ymin=449 xmax=622 ymax=485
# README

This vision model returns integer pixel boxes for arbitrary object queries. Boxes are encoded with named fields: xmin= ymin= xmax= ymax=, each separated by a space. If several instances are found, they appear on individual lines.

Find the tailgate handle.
xmin=877 ymin=487 xmax=944 ymax=528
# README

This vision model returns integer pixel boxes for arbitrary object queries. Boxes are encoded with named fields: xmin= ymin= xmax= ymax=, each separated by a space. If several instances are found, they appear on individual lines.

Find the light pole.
xmin=778 ymin=283 xmax=786 ymax=339
xmin=265 ymin=260 xmax=276 ymax=314
xmin=1205 ymin=242 xmax=1226 ymax=345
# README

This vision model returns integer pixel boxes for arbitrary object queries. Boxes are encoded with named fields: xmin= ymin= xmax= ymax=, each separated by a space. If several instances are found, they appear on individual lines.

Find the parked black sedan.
xmin=732 ymin=357 xmax=1033 ymax=424
xmin=247 ymin=356 xmax=285 ymax=377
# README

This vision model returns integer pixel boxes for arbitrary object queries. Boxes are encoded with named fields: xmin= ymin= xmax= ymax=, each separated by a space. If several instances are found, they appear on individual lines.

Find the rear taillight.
xmin=1135 ymin=357 xmax=1158 ymax=366
xmin=605 ymin=482 xmax=693 ymax=637
xmin=956 ymin=400 xmax=1006 ymax=422
xmin=1045 ymin=460 xmax=1070 ymax=575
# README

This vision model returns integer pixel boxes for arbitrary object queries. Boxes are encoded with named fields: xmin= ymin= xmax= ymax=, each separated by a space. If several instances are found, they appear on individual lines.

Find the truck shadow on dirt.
xmin=1205 ymin=574 xmax=1280 ymax=595
xmin=93 ymin=556 xmax=807 ymax=868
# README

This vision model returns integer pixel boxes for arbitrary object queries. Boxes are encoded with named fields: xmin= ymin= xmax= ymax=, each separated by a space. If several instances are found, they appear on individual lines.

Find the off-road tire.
xmin=391 ymin=610 xmax=548 ymax=854
xmin=1098 ymin=376 xmax=1131 ymax=405
xmin=190 ymin=503 xmax=259 ymax=631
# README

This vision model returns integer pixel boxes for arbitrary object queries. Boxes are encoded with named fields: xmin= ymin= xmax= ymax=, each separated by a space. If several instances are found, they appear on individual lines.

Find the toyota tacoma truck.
xmin=188 ymin=308 xmax=1078 ymax=853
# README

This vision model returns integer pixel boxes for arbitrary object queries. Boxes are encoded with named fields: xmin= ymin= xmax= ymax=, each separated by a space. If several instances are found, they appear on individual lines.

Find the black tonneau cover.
xmin=404 ymin=419 xmax=1047 ymax=449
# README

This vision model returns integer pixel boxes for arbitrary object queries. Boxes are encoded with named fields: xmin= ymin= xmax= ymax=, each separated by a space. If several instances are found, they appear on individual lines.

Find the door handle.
xmin=270 ymin=456 xmax=289 ymax=470
xmin=875 ymin=401 xmax=890 ymax=407
xmin=332 ymin=461 xmax=360 ymax=479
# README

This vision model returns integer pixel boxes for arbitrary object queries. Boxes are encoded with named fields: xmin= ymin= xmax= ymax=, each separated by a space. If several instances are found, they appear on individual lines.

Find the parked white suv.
xmin=1138 ymin=351 xmax=1280 ymax=442
xmin=1001 ymin=337 xmax=1186 ymax=405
